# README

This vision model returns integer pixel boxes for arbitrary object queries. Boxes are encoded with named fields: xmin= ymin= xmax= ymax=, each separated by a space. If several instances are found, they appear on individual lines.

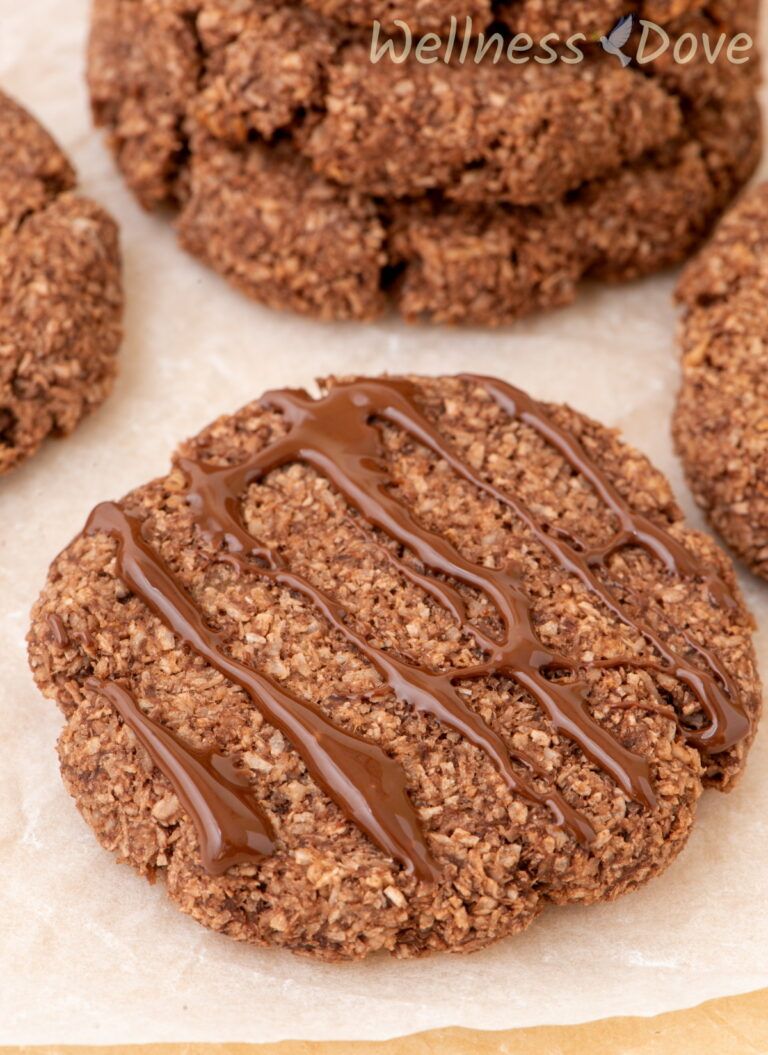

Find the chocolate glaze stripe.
xmin=86 ymin=677 xmax=276 ymax=875
xmin=471 ymin=376 xmax=736 ymax=610
xmin=181 ymin=376 xmax=747 ymax=789
xmin=342 ymin=514 xmax=472 ymax=626
xmin=78 ymin=375 xmax=752 ymax=881
xmin=84 ymin=502 xmax=439 ymax=882
xmin=180 ymin=457 xmax=596 ymax=847
xmin=471 ymin=377 xmax=747 ymax=750
xmin=191 ymin=380 xmax=658 ymax=807
xmin=595 ymin=573 xmax=749 ymax=751
xmin=376 ymin=376 xmax=747 ymax=753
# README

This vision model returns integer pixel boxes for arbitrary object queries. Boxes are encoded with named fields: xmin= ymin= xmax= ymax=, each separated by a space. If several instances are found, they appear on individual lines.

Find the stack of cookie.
xmin=88 ymin=0 xmax=761 ymax=323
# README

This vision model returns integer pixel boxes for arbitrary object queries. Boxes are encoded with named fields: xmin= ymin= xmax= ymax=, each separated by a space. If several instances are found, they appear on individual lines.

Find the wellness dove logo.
xmin=369 ymin=10 xmax=753 ymax=67
xmin=601 ymin=14 xmax=633 ymax=67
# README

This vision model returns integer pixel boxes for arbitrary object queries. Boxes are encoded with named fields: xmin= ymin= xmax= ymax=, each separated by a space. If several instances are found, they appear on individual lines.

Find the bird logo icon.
xmin=600 ymin=14 xmax=634 ymax=67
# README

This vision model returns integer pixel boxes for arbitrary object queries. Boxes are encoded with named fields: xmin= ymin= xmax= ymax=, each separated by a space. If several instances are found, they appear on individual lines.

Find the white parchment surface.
xmin=1 ymin=1 xmax=768 ymax=1044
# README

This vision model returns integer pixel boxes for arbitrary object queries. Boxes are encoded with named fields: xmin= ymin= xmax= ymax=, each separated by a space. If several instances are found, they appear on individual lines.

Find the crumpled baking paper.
xmin=1 ymin=0 xmax=767 ymax=1044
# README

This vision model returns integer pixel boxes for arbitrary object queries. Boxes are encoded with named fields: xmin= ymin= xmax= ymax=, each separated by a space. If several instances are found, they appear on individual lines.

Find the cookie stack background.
xmin=88 ymin=0 xmax=762 ymax=323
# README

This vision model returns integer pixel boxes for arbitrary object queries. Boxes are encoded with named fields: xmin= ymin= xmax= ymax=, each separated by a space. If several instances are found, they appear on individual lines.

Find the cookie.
xmin=674 ymin=183 xmax=768 ymax=579
xmin=87 ymin=0 xmax=760 ymax=323
xmin=28 ymin=375 xmax=760 ymax=961
xmin=0 ymin=91 xmax=123 ymax=476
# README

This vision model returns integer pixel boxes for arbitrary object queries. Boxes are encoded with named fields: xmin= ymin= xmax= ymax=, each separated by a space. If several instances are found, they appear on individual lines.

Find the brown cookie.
xmin=0 ymin=91 xmax=123 ymax=476
xmin=302 ymin=50 xmax=683 ymax=205
xmin=674 ymin=183 xmax=768 ymax=579
xmin=86 ymin=0 xmax=759 ymax=323
xmin=29 ymin=375 xmax=760 ymax=961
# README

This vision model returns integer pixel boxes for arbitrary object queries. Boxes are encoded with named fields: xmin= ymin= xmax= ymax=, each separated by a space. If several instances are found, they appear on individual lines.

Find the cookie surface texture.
xmin=0 ymin=90 xmax=122 ymax=475
xmin=674 ymin=182 xmax=768 ymax=579
xmin=28 ymin=375 xmax=761 ymax=961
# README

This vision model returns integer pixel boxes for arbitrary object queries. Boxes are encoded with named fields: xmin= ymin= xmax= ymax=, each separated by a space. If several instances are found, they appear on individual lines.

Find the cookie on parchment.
xmin=0 ymin=90 xmax=122 ymax=476
xmin=86 ymin=0 xmax=760 ymax=323
xmin=29 ymin=375 xmax=760 ymax=960
xmin=674 ymin=183 xmax=768 ymax=579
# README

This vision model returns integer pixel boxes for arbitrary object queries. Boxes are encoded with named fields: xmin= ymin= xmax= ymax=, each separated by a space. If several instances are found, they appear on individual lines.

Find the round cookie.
xmin=86 ymin=0 xmax=760 ymax=323
xmin=29 ymin=375 xmax=760 ymax=961
xmin=0 ymin=91 xmax=122 ymax=476
xmin=674 ymin=183 xmax=768 ymax=579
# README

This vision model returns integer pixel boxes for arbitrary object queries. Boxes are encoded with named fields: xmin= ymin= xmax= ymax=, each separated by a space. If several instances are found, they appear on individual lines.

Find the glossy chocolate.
xmin=87 ymin=677 xmax=275 ymax=875
xmin=79 ymin=375 xmax=750 ymax=879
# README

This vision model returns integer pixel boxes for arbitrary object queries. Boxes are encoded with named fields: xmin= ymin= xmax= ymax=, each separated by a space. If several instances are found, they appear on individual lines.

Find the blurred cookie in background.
xmin=675 ymin=182 xmax=768 ymax=580
xmin=0 ymin=90 xmax=122 ymax=476
xmin=87 ymin=0 xmax=760 ymax=323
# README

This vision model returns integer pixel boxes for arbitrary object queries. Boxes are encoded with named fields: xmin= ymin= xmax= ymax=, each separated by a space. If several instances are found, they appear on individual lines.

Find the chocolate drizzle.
xmin=86 ymin=677 xmax=275 ymax=875
xmin=81 ymin=375 xmax=751 ymax=880
xmin=85 ymin=501 xmax=438 ymax=881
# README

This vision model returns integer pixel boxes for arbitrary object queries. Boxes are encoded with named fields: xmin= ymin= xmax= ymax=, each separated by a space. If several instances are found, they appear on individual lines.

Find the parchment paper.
xmin=2 ymin=0 xmax=768 ymax=1044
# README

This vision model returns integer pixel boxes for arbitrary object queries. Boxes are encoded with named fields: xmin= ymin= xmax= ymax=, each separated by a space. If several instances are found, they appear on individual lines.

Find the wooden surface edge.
xmin=6 ymin=985 xmax=768 ymax=1055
